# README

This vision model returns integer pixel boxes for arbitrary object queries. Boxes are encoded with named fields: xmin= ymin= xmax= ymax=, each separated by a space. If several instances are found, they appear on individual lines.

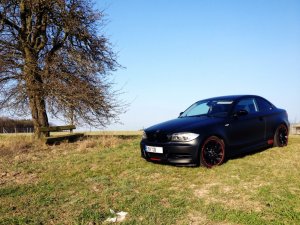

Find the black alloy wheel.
xmin=201 ymin=136 xmax=225 ymax=168
xmin=274 ymin=124 xmax=288 ymax=147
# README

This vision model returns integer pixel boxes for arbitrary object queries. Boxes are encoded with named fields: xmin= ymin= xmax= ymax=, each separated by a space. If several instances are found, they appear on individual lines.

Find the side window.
xmin=234 ymin=98 xmax=258 ymax=114
xmin=256 ymin=98 xmax=274 ymax=112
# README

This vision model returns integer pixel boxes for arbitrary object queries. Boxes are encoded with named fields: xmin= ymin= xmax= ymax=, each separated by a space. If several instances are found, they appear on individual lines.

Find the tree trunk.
xmin=24 ymin=49 xmax=49 ymax=138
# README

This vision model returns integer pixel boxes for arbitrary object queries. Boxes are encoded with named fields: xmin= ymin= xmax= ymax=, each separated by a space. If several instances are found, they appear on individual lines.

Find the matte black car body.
xmin=140 ymin=95 xmax=289 ymax=167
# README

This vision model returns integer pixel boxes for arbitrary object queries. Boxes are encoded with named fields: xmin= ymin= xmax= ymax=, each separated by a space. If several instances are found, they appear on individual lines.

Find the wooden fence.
xmin=0 ymin=127 xmax=34 ymax=133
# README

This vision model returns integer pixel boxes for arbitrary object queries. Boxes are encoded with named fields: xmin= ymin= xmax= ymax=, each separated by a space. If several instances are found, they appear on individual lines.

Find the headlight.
xmin=171 ymin=132 xmax=199 ymax=142
xmin=142 ymin=131 xmax=147 ymax=140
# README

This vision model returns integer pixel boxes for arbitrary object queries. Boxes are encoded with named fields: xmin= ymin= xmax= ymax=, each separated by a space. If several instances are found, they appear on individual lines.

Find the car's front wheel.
xmin=200 ymin=136 xmax=225 ymax=168
xmin=273 ymin=124 xmax=288 ymax=147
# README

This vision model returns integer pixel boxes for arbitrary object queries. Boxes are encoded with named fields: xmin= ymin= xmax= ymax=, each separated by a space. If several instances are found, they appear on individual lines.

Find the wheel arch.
xmin=272 ymin=121 xmax=289 ymax=135
xmin=198 ymin=130 xmax=228 ymax=155
xmin=199 ymin=126 xmax=229 ymax=147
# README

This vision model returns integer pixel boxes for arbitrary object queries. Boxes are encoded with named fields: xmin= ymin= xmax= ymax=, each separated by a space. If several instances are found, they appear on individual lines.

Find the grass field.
xmin=0 ymin=133 xmax=300 ymax=224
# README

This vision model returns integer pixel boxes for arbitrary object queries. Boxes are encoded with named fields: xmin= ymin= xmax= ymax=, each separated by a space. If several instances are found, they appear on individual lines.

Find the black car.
xmin=140 ymin=95 xmax=289 ymax=167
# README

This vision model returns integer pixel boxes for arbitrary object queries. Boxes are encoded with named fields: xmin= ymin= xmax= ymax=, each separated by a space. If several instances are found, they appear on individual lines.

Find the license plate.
xmin=145 ymin=145 xmax=163 ymax=154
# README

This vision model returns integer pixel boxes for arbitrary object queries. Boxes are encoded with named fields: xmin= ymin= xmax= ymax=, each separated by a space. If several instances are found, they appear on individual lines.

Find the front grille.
xmin=146 ymin=131 xmax=169 ymax=143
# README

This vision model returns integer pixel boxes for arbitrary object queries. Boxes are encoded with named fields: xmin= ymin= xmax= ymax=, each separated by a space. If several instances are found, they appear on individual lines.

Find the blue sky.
xmin=95 ymin=0 xmax=300 ymax=130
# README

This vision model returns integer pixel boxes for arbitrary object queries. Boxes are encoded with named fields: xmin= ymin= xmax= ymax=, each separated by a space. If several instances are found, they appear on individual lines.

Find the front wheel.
xmin=273 ymin=124 xmax=288 ymax=147
xmin=200 ymin=136 xmax=225 ymax=168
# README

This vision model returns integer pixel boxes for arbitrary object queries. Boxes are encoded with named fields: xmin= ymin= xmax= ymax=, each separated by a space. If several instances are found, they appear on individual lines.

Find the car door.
xmin=227 ymin=97 xmax=266 ymax=149
xmin=255 ymin=97 xmax=276 ymax=139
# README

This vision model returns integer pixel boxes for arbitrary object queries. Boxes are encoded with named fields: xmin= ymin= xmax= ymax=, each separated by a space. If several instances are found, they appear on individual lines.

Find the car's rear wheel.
xmin=274 ymin=124 xmax=288 ymax=147
xmin=200 ymin=136 xmax=225 ymax=168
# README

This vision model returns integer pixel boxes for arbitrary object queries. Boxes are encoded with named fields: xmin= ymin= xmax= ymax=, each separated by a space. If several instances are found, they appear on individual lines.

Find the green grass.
xmin=0 ymin=134 xmax=300 ymax=224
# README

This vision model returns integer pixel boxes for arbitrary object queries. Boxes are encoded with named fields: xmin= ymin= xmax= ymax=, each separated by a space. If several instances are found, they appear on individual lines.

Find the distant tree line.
xmin=0 ymin=117 xmax=34 ymax=133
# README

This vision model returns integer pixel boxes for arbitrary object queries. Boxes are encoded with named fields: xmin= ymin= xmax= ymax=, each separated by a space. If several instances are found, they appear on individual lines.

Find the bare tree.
xmin=0 ymin=0 xmax=121 ymax=138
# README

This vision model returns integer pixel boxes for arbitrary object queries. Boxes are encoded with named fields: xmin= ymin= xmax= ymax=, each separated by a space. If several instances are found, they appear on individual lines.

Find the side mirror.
xmin=179 ymin=112 xmax=184 ymax=117
xmin=234 ymin=109 xmax=248 ymax=117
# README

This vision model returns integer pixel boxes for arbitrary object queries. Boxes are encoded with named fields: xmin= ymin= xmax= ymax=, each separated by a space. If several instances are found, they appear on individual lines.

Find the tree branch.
xmin=0 ymin=12 xmax=20 ymax=32
xmin=47 ymin=32 xmax=68 ymax=61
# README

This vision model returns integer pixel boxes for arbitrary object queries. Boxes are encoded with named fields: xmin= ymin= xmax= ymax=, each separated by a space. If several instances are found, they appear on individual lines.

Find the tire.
xmin=273 ymin=124 xmax=288 ymax=147
xmin=200 ymin=136 xmax=225 ymax=168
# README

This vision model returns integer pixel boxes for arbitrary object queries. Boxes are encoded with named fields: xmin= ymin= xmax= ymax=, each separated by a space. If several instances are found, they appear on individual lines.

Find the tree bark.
xmin=24 ymin=49 xmax=49 ymax=138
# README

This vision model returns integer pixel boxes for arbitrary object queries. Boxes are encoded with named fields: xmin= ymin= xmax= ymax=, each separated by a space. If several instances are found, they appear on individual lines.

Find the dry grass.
xmin=0 ymin=132 xmax=137 ymax=158
xmin=84 ymin=130 xmax=143 ymax=136
xmin=0 ymin=134 xmax=134 ymax=186
xmin=0 ymin=135 xmax=38 ymax=157
xmin=76 ymin=135 xmax=128 ymax=152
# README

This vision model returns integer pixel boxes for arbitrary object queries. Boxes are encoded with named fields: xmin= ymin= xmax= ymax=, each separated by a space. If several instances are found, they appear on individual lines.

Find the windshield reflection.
xmin=180 ymin=100 xmax=233 ymax=118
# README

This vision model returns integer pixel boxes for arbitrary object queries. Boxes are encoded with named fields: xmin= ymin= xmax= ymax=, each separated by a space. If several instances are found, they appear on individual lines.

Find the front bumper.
xmin=140 ymin=138 xmax=201 ymax=165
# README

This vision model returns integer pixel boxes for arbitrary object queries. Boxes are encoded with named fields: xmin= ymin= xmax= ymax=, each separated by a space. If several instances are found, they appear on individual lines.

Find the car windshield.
xmin=180 ymin=100 xmax=234 ymax=118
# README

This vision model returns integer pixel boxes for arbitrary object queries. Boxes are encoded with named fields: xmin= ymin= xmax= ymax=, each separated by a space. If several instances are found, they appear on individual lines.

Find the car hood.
xmin=145 ymin=116 xmax=224 ymax=134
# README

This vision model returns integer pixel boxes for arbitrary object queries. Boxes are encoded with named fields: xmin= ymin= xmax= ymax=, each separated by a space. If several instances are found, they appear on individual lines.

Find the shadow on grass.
xmin=227 ymin=145 xmax=272 ymax=162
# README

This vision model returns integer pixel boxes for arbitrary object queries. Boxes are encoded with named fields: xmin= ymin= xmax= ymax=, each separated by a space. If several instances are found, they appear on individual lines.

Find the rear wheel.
xmin=200 ymin=136 xmax=225 ymax=168
xmin=274 ymin=124 xmax=288 ymax=147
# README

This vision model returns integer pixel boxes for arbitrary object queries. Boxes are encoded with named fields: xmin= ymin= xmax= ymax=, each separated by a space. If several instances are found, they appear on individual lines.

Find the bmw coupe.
xmin=140 ymin=95 xmax=289 ymax=167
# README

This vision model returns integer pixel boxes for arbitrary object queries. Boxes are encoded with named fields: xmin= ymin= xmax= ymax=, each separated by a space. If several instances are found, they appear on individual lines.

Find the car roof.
xmin=202 ymin=95 xmax=263 ymax=102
